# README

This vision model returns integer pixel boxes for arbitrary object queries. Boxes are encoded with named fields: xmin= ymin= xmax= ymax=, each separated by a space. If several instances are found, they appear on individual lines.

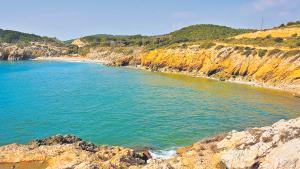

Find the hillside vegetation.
xmin=72 ymin=25 xmax=253 ymax=50
xmin=0 ymin=29 xmax=60 ymax=44
xmin=0 ymin=29 xmax=70 ymax=60
xmin=169 ymin=24 xmax=252 ymax=41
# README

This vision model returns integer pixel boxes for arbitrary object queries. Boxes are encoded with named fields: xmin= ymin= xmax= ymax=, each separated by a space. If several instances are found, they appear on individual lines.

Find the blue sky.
xmin=0 ymin=0 xmax=299 ymax=40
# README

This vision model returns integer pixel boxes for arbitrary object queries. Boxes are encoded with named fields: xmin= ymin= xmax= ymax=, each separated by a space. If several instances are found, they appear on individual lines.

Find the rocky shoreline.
xmin=0 ymin=42 xmax=68 ymax=61
xmin=1 ymin=117 xmax=299 ymax=169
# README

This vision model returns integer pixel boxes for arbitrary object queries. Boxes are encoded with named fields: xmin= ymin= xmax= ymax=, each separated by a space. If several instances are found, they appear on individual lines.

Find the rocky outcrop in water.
xmin=0 ymin=42 xmax=68 ymax=60
xmin=0 ymin=117 xmax=299 ymax=169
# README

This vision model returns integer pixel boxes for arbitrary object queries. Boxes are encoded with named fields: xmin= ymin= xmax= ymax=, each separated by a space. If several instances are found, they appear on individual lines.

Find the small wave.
xmin=149 ymin=149 xmax=177 ymax=159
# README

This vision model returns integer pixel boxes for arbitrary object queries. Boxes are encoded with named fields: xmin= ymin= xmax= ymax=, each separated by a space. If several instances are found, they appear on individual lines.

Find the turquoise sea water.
xmin=0 ymin=61 xmax=299 ymax=150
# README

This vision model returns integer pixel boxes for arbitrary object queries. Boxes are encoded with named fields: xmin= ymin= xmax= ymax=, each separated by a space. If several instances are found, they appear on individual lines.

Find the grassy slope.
xmin=224 ymin=24 xmax=300 ymax=49
xmin=235 ymin=24 xmax=300 ymax=39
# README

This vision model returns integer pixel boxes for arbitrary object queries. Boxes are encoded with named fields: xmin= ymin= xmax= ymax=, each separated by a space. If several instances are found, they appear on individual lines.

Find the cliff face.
xmin=140 ymin=44 xmax=300 ymax=93
xmin=81 ymin=46 xmax=144 ymax=66
xmin=0 ymin=117 xmax=299 ymax=169
xmin=0 ymin=42 xmax=68 ymax=61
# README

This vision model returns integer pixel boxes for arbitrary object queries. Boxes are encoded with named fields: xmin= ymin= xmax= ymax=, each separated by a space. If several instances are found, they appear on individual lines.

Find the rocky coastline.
xmin=0 ymin=42 xmax=68 ymax=61
xmin=1 ymin=117 xmax=299 ymax=169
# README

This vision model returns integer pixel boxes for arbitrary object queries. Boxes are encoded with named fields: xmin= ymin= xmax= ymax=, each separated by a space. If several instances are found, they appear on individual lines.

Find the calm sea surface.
xmin=0 ymin=61 xmax=299 ymax=149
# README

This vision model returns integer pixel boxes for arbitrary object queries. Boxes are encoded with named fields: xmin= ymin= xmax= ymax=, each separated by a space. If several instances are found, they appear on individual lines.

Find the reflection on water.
xmin=0 ymin=61 xmax=299 ymax=149
xmin=143 ymin=71 xmax=299 ymax=117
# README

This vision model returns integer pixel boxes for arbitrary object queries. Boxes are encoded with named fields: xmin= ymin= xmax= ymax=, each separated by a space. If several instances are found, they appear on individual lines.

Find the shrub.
xmin=244 ymin=47 xmax=252 ymax=50
xmin=199 ymin=42 xmax=216 ymax=49
xmin=243 ymin=49 xmax=253 ymax=57
xmin=234 ymin=46 xmax=244 ymax=53
xmin=181 ymin=43 xmax=188 ymax=48
xmin=78 ymin=47 xmax=90 ymax=56
xmin=287 ymin=21 xmax=300 ymax=26
xmin=66 ymin=45 xmax=79 ymax=55
xmin=291 ymin=33 xmax=298 ymax=37
xmin=219 ymin=77 xmax=226 ymax=81
xmin=266 ymin=35 xmax=272 ymax=39
xmin=274 ymin=37 xmax=284 ymax=43
xmin=283 ymin=50 xmax=300 ymax=58
xmin=215 ymin=45 xmax=224 ymax=50
xmin=258 ymin=50 xmax=267 ymax=57
xmin=268 ymin=49 xmax=282 ymax=56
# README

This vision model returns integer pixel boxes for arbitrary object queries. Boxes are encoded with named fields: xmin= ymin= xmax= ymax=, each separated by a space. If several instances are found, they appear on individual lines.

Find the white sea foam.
xmin=149 ymin=149 xmax=177 ymax=159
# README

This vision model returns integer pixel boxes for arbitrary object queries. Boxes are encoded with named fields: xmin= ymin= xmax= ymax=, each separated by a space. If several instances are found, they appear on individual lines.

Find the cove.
xmin=0 ymin=61 xmax=299 ymax=150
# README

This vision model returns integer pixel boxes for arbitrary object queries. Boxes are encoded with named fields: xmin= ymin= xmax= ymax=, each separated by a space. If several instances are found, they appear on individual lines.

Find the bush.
xmin=258 ymin=50 xmax=267 ymax=57
xmin=268 ymin=49 xmax=282 ymax=56
xmin=279 ymin=24 xmax=285 ymax=27
xmin=66 ymin=45 xmax=79 ymax=55
xmin=199 ymin=42 xmax=216 ymax=49
xmin=274 ymin=37 xmax=284 ymax=43
xmin=266 ymin=35 xmax=272 ymax=39
xmin=287 ymin=21 xmax=300 ymax=26
xmin=243 ymin=49 xmax=253 ymax=57
xmin=181 ymin=43 xmax=188 ymax=48
xmin=291 ymin=33 xmax=298 ymax=37
xmin=78 ymin=47 xmax=90 ymax=56
xmin=234 ymin=46 xmax=244 ymax=53
xmin=215 ymin=45 xmax=224 ymax=50
xmin=219 ymin=77 xmax=226 ymax=81
xmin=283 ymin=50 xmax=300 ymax=58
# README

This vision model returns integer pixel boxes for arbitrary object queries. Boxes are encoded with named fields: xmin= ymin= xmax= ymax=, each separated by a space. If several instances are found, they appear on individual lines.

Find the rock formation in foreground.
xmin=0 ymin=117 xmax=299 ymax=169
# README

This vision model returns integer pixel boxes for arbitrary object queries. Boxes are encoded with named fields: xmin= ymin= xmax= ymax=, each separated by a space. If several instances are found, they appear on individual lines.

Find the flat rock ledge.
xmin=0 ymin=117 xmax=299 ymax=169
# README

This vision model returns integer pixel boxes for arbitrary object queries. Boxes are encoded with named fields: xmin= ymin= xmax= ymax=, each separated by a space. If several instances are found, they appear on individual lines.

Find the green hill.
xmin=76 ymin=24 xmax=254 ymax=49
xmin=169 ymin=24 xmax=253 ymax=41
xmin=0 ymin=29 xmax=59 ymax=43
